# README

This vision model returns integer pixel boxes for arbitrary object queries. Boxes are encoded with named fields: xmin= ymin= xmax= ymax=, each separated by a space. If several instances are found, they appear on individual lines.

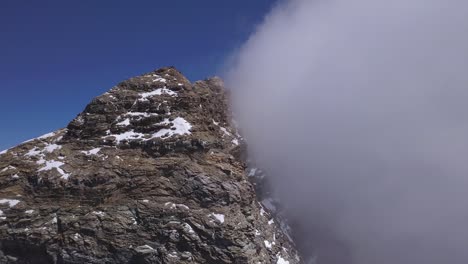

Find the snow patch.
xmin=1 ymin=166 xmax=16 ymax=173
xmin=26 ymin=142 xmax=62 ymax=159
xmin=260 ymin=206 xmax=266 ymax=217
xmin=44 ymin=144 xmax=61 ymax=153
xmin=264 ymin=240 xmax=275 ymax=249
xmin=152 ymin=117 xmax=192 ymax=138
xmin=139 ymin=88 xmax=176 ymax=101
xmin=106 ymin=117 xmax=192 ymax=143
xmin=110 ymin=130 xmax=146 ymax=143
xmin=210 ymin=213 xmax=225 ymax=223
xmin=38 ymin=132 xmax=56 ymax=140
xmin=152 ymin=77 xmax=167 ymax=83
xmin=25 ymin=210 xmax=34 ymax=214
xmin=213 ymin=119 xmax=240 ymax=145
xmin=117 ymin=118 xmax=131 ymax=126
xmin=126 ymin=112 xmax=158 ymax=117
xmin=38 ymin=160 xmax=70 ymax=180
xmin=0 ymin=199 xmax=21 ymax=207
xmin=21 ymin=131 xmax=58 ymax=145
xmin=220 ymin=127 xmax=231 ymax=137
xmin=0 ymin=149 xmax=8 ymax=155
xmin=164 ymin=202 xmax=189 ymax=210
xmin=93 ymin=211 xmax=105 ymax=216
xmin=137 ymin=244 xmax=154 ymax=250
xmin=168 ymin=252 xmax=178 ymax=258
xmin=81 ymin=148 xmax=101 ymax=156
xmin=25 ymin=148 xmax=42 ymax=157
xmin=276 ymin=255 xmax=290 ymax=264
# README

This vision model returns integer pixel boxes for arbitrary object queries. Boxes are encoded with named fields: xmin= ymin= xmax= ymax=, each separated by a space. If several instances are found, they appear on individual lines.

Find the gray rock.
xmin=0 ymin=67 xmax=301 ymax=263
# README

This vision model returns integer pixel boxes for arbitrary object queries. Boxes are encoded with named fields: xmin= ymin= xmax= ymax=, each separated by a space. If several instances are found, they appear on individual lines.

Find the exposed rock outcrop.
xmin=0 ymin=67 xmax=300 ymax=263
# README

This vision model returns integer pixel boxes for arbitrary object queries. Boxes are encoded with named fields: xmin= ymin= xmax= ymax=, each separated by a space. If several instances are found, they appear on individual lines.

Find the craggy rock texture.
xmin=0 ymin=67 xmax=300 ymax=264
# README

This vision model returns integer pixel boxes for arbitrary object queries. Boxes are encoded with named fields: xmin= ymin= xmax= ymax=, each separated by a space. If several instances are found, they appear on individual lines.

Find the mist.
xmin=226 ymin=0 xmax=468 ymax=263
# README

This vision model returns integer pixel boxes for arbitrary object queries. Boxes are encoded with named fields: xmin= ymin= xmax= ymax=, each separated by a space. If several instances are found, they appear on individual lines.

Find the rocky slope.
xmin=0 ymin=67 xmax=300 ymax=264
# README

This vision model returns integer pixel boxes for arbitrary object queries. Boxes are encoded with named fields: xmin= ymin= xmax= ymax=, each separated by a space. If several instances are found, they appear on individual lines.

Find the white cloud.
xmin=227 ymin=0 xmax=468 ymax=263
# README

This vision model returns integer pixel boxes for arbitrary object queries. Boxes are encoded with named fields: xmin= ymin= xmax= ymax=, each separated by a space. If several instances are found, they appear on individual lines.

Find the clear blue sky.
xmin=0 ymin=0 xmax=275 ymax=150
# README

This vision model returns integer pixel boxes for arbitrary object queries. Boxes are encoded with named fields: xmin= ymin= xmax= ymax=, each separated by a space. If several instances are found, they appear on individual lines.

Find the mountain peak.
xmin=0 ymin=69 xmax=300 ymax=263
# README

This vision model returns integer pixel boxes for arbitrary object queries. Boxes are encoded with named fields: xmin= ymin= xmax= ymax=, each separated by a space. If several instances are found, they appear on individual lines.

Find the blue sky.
xmin=0 ymin=0 xmax=275 ymax=150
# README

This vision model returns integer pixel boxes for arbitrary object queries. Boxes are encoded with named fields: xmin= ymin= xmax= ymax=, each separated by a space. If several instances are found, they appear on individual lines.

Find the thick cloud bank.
xmin=226 ymin=0 xmax=468 ymax=263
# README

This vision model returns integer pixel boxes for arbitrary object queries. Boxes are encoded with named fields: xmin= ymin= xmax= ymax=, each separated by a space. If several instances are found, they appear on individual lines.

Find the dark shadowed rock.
xmin=0 ymin=67 xmax=300 ymax=264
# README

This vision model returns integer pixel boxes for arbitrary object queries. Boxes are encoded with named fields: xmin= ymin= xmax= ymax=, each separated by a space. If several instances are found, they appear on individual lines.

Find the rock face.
xmin=0 ymin=67 xmax=300 ymax=263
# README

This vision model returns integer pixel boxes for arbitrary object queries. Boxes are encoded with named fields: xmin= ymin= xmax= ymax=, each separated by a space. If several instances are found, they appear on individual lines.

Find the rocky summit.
xmin=0 ymin=67 xmax=300 ymax=264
